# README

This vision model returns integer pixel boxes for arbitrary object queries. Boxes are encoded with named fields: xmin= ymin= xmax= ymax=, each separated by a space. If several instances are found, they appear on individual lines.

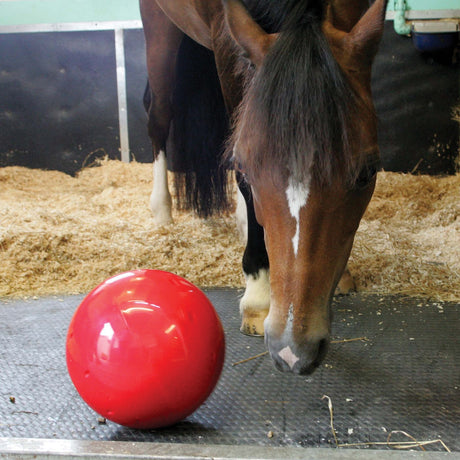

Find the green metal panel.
xmin=1 ymin=0 xmax=459 ymax=26
xmin=387 ymin=0 xmax=460 ymax=11
xmin=0 ymin=0 xmax=141 ymax=26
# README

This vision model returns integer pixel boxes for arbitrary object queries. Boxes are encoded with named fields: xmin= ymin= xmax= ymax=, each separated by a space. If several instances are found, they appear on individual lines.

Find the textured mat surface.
xmin=0 ymin=291 xmax=458 ymax=451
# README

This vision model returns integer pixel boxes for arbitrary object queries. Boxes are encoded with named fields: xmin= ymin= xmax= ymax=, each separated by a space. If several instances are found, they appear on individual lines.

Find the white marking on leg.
xmin=235 ymin=188 xmax=248 ymax=244
xmin=239 ymin=268 xmax=270 ymax=314
xmin=150 ymin=150 xmax=172 ymax=225
xmin=285 ymin=176 xmax=311 ymax=256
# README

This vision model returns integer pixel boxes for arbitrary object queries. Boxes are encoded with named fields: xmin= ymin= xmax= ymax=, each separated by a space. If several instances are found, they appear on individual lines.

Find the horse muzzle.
xmin=265 ymin=332 xmax=330 ymax=375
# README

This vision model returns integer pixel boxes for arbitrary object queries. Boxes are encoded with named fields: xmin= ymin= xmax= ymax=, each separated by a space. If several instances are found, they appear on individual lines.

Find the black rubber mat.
xmin=0 ymin=290 xmax=458 ymax=451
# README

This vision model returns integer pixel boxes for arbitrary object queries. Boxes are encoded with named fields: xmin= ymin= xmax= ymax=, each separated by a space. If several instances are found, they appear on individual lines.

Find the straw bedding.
xmin=0 ymin=160 xmax=458 ymax=301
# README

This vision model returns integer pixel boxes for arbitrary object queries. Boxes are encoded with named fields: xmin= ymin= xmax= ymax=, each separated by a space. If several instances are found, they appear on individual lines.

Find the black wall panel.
xmin=0 ymin=31 xmax=121 ymax=175
xmin=0 ymin=24 xmax=458 ymax=175
xmin=372 ymin=23 xmax=459 ymax=174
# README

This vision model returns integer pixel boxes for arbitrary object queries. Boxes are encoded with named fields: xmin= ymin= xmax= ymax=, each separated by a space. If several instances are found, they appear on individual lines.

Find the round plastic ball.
xmin=66 ymin=270 xmax=225 ymax=429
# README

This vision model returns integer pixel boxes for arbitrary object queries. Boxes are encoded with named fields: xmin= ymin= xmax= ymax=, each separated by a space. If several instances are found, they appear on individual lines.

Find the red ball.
xmin=66 ymin=270 xmax=225 ymax=429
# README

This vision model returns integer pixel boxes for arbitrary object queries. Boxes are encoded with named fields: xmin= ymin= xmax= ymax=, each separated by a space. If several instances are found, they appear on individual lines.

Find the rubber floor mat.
xmin=0 ymin=291 xmax=458 ymax=451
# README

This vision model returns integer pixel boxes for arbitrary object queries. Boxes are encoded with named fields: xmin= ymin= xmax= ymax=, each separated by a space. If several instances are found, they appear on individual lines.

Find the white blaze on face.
xmin=276 ymin=304 xmax=301 ymax=369
xmin=286 ymin=176 xmax=311 ymax=256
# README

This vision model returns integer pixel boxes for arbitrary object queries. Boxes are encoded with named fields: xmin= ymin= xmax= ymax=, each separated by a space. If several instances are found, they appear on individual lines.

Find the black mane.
xmin=233 ymin=0 xmax=365 ymax=185
xmin=243 ymin=0 xmax=291 ymax=32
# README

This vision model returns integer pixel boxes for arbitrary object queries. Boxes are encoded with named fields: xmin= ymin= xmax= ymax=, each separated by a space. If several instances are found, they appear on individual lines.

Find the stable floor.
xmin=0 ymin=290 xmax=458 ymax=454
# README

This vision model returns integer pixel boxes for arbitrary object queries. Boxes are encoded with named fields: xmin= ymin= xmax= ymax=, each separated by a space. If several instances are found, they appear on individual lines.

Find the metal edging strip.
xmin=0 ymin=20 xmax=142 ymax=34
xmin=385 ymin=9 xmax=460 ymax=20
xmin=0 ymin=437 xmax=458 ymax=460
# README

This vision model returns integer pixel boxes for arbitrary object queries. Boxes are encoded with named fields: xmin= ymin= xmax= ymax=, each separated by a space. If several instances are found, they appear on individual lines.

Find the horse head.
xmin=224 ymin=0 xmax=387 ymax=374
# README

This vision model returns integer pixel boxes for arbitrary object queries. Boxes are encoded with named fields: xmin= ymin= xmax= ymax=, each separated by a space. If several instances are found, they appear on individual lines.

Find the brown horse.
xmin=140 ymin=0 xmax=388 ymax=374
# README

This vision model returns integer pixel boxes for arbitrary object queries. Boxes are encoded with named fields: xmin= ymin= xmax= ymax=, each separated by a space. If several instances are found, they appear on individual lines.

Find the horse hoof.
xmin=335 ymin=269 xmax=356 ymax=295
xmin=151 ymin=205 xmax=173 ymax=226
xmin=240 ymin=309 xmax=268 ymax=336
xmin=154 ymin=214 xmax=173 ymax=226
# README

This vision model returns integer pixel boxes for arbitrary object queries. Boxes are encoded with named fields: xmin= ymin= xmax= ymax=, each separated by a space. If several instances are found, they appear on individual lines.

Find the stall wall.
xmin=0 ymin=1 xmax=458 ymax=175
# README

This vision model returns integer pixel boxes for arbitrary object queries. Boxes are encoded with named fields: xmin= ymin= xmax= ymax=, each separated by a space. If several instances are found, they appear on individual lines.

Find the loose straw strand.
xmin=322 ymin=395 xmax=339 ymax=446
xmin=322 ymin=396 xmax=451 ymax=452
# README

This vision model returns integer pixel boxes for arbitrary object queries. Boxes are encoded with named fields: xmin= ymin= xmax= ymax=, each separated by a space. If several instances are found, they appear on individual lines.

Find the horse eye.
xmin=235 ymin=161 xmax=250 ymax=184
xmin=354 ymin=165 xmax=377 ymax=190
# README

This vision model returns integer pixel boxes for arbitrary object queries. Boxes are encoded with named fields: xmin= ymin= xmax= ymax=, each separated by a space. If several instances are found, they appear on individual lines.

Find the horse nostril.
xmin=295 ymin=339 xmax=329 ymax=375
xmin=313 ymin=338 xmax=329 ymax=367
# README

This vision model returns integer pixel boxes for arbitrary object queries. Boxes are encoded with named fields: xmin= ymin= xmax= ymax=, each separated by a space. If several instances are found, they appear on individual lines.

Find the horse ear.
xmin=346 ymin=0 xmax=388 ymax=63
xmin=223 ymin=0 xmax=276 ymax=67
xmin=327 ymin=0 xmax=369 ymax=33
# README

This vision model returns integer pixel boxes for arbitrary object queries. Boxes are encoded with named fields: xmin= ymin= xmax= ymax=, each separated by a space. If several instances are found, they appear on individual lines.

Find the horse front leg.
xmin=210 ymin=33 xmax=270 ymax=335
xmin=238 ymin=179 xmax=270 ymax=336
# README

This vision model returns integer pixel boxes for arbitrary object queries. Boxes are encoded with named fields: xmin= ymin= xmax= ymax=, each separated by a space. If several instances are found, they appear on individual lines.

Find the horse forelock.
xmin=231 ymin=2 xmax=372 ymax=187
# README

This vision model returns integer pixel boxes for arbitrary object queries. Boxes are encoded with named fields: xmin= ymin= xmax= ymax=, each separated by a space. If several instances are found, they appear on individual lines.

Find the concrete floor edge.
xmin=0 ymin=438 xmax=457 ymax=460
